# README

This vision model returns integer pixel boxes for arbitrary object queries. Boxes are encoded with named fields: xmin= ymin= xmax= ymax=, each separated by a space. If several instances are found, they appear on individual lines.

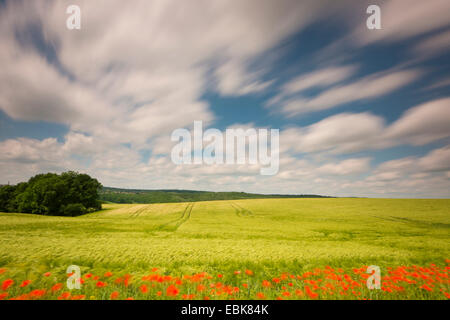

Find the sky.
xmin=0 ymin=0 xmax=449 ymax=198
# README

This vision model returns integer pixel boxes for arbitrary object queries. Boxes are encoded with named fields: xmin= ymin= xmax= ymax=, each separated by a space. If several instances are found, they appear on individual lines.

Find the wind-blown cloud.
xmin=282 ymin=98 xmax=450 ymax=154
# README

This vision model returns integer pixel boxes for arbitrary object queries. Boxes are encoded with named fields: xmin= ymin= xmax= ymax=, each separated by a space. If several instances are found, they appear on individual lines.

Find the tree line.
xmin=100 ymin=187 xmax=331 ymax=204
xmin=0 ymin=171 xmax=102 ymax=216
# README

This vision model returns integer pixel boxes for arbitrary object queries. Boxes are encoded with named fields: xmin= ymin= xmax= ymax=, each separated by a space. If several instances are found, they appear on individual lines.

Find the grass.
xmin=0 ymin=198 xmax=449 ymax=300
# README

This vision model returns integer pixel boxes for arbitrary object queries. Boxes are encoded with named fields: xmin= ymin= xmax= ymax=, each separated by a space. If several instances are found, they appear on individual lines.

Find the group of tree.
xmin=0 ymin=171 xmax=102 ymax=216
xmin=100 ymin=187 xmax=331 ymax=204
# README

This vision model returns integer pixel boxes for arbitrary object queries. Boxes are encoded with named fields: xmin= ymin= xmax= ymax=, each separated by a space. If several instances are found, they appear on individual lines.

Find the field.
xmin=0 ymin=198 xmax=449 ymax=300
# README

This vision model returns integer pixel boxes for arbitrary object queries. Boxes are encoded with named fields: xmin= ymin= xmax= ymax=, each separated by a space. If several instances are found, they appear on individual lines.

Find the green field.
xmin=0 ymin=198 xmax=449 ymax=300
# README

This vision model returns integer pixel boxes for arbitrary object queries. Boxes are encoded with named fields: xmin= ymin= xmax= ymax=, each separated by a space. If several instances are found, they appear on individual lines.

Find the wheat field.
xmin=0 ymin=198 xmax=449 ymax=300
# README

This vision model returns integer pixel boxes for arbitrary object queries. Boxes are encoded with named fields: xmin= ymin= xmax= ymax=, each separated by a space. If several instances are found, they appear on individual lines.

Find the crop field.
xmin=0 ymin=198 xmax=449 ymax=300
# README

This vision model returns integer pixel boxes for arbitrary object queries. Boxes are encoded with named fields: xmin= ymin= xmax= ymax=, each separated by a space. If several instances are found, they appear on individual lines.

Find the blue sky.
xmin=0 ymin=0 xmax=449 ymax=197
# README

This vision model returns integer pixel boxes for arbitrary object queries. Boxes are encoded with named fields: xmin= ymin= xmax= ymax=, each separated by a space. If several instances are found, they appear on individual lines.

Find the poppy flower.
xmin=0 ymin=268 xmax=6 ymax=275
xmin=58 ymin=292 xmax=71 ymax=300
xmin=110 ymin=291 xmax=119 ymax=300
xmin=156 ymin=291 xmax=162 ymax=296
xmin=96 ymin=281 xmax=107 ymax=288
xmin=245 ymin=270 xmax=253 ymax=276
xmin=166 ymin=285 xmax=179 ymax=296
xmin=0 ymin=293 xmax=8 ymax=300
xmin=256 ymin=292 xmax=266 ymax=299
xmin=151 ymin=268 xmax=159 ymax=272
xmin=43 ymin=272 xmax=51 ymax=277
xmin=140 ymin=284 xmax=148 ymax=294
xmin=420 ymin=284 xmax=433 ymax=292
xmin=126 ymin=297 xmax=134 ymax=300
xmin=51 ymin=283 xmax=63 ymax=292
xmin=104 ymin=272 xmax=113 ymax=278
xmin=262 ymin=280 xmax=271 ymax=288
xmin=29 ymin=289 xmax=46 ymax=299
xmin=20 ymin=280 xmax=31 ymax=288
xmin=2 ymin=279 xmax=13 ymax=291
xmin=197 ymin=284 xmax=206 ymax=292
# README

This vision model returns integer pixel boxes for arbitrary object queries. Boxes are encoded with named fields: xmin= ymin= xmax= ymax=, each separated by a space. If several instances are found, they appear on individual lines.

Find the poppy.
xmin=166 ymin=285 xmax=179 ymax=297
xmin=2 ymin=279 xmax=13 ymax=291
xmin=256 ymin=292 xmax=266 ymax=299
xmin=51 ymin=283 xmax=63 ymax=292
xmin=140 ymin=284 xmax=148 ymax=294
xmin=110 ymin=291 xmax=119 ymax=300
xmin=20 ymin=280 xmax=31 ymax=288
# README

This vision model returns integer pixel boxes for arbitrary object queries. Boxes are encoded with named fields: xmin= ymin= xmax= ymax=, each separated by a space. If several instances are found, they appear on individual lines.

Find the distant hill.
xmin=99 ymin=187 xmax=332 ymax=204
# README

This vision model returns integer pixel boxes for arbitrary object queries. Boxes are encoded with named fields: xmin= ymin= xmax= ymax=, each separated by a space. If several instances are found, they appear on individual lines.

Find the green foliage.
xmin=100 ymin=187 xmax=330 ymax=204
xmin=0 ymin=171 xmax=102 ymax=216
xmin=64 ymin=203 xmax=87 ymax=217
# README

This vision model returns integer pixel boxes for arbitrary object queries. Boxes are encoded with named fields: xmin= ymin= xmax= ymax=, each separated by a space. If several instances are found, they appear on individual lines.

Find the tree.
xmin=0 ymin=172 xmax=102 ymax=216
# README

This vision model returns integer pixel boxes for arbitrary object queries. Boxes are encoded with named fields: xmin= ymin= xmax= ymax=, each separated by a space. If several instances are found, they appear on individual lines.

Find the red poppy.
xmin=256 ymin=292 xmax=266 ymax=299
xmin=110 ymin=291 xmax=119 ymax=300
xmin=245 ymin=270 xmax=253 ymax=276
xmin=166 ymin=285 xmax=179 ymax=296
xmin=58 ymin=292 xmax=71 ymax=300
xmin=20 ymin=280 xmax=31 ymax=288
xmin=104 ymin=272 xmax=113 ymax=278
xmin=197 ymin=284 xmax=206 ymax=292
xmin=29 ymin=289 xmax=46 ymax=299
xmin=43 ymin=272 xmax=51 ymax=277
xmin=0 ymin=292 xmax=8 ymax=300
xmin=2 ymin=279 xmax=13 ymax=291
xmin=96 ymin=281 xmax=107 ymax=288
xmin=51 ymin=283 xmax=63 ymax=292
xmin=140 ymin=284 xmax=148 ymax=293
xmin=420 ymin=284 xmax=433 ymax=292
xmin=262 ymin=280 xmax=271 ymax=288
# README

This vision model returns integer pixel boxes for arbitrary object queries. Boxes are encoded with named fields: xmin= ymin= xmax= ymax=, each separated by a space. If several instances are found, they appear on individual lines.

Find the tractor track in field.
xmin=230 ymin=202 xmax=253 ymax=217
xmin=129 ymin=205 xmax=151 ymax=219
xmin=153 ymin=203 xmax=194 ymax=232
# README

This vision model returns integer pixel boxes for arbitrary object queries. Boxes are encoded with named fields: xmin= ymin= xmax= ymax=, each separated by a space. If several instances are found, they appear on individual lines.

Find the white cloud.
xmin=281 ymin=97 xmax=450 ymax=155
xmin=384 ymin=98 xmax=450 ymax=146
xmin=317 ymin=157 xmax=371 ymax=175
xmin=414 ymin=30 xmax=450 ymax=57
xmin=355 ymin=0 xmax=450 ymax=45
xmin=281 ymin=65 xmax=357 ymax=96
xmin=418 ymin=145 xmax=450 ymax=172
xmin=281 ymin=112 xmax=384 ymax=154
xmin=279 ymin=69 xmax=420 ymax=116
